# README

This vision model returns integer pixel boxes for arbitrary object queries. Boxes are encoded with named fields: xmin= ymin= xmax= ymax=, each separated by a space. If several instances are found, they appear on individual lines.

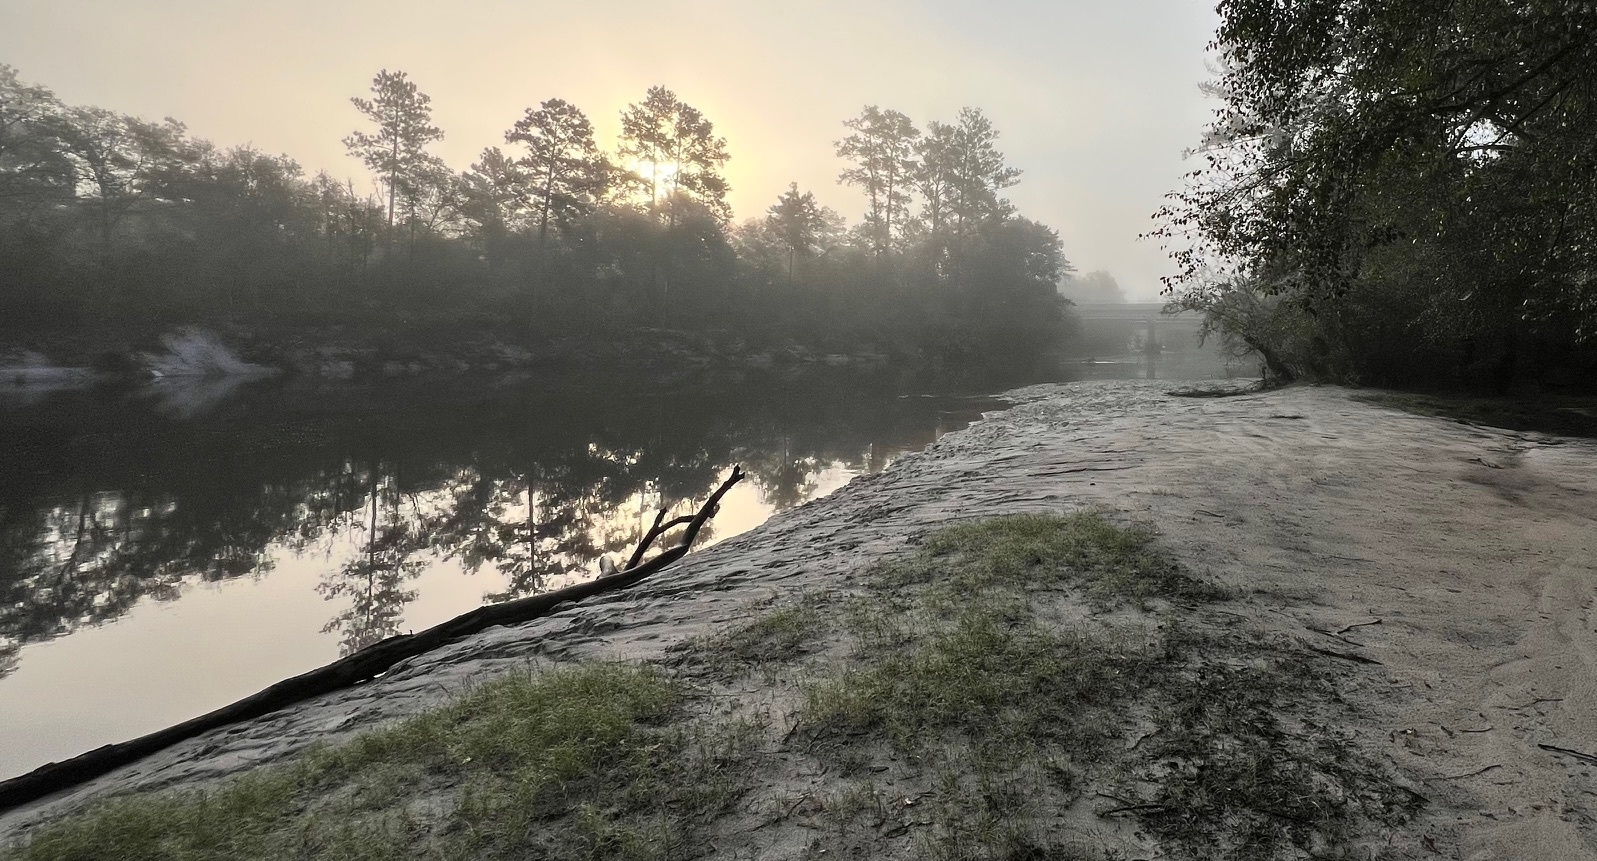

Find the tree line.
xmin=1155 ymin=1 xmax=1597 ymax=391
xmin=0 ymin=65 xmax=1071 ymax=363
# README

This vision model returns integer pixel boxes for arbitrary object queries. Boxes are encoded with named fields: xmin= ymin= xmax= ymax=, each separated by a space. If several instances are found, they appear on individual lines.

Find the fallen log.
xmin=0 ymin=466 xmax=745 ymax=814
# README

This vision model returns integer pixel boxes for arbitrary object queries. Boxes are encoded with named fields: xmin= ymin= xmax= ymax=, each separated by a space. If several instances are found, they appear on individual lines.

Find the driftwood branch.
xmin=0 ymin=466 xmax=746 ymax=814
xmin=625 ymin=511 xmax=695 ymax=570
xmin=1538 ymin=743 xmax=1597 ymax=767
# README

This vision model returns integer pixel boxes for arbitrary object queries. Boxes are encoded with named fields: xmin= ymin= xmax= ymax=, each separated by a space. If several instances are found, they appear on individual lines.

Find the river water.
xmin=0 ymin=352 xmax=1233 ymax=780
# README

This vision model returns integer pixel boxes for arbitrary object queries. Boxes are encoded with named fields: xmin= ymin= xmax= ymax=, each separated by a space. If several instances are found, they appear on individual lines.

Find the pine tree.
xmin=836 ymin=107 xmax=919 ymax=256
xmin=343 ymin=70 xmax=444 ymax=250
xmin=766 ymin=183 xmax=827 ymax=284
xmin=507 ymin=98 xmax=605 ymax=246
xmin=618 ymin=86 xmax=730 ymax=225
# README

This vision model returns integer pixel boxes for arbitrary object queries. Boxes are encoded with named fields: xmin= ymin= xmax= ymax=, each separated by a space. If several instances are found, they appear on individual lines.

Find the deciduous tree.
xmin=1152 ymin=0 xmax=1597 ymax=387
xmin=58 ymin=108 xmax=191 ymax=251
xmin=0 ymin=65 xmax=74 ymax=221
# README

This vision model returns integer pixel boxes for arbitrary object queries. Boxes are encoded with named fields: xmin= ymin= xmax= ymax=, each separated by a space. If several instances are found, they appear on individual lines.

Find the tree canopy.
xmin=343 ymin=70 xmax=445 ymax=241
xmin=619 ymin=86 xmax=731 ymax=224
xmin=836 ymin=106 xmax=918 ymax=256
xmin=1155 ymin=0 xmax=1597 ymax=388
xmin=507 ymin=98 xmax=606 ymax=245
xmin=0 ymin=65 xmax=1074 ymax=368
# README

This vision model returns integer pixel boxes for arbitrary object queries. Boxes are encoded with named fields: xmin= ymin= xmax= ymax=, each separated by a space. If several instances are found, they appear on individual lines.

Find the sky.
xmin=0 ymin=0 xmax=1219 ymax=299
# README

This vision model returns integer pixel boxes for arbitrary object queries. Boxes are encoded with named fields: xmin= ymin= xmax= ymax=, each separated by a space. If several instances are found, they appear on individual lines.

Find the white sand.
xmin=4 ymin=380 xmax=1595 ymax=858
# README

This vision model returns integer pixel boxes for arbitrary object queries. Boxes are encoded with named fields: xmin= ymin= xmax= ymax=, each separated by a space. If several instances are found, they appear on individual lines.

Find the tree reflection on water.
xmin=0 ymin=369 xmax=1002 ymax=667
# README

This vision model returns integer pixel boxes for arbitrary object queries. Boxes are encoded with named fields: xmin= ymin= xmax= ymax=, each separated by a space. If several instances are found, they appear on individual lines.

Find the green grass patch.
xmin=873 ymin=511 xmax=1220 ymax=608
xmin=803 ymin=610 xmax=1155 ymax=759
xmin=4 ymin=663 xmax=756 ymax=861
xmin=687 ymin=598 xmax=826 ymax=679
xmin=791 ymin=513 xmax=1414 ymax=860
xmin=1356 ymin=390 xmax=1597 ymax=438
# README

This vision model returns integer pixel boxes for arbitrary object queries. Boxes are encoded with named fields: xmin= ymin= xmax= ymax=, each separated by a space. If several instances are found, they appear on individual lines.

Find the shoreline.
xmin=0 ymin=323 xmax=903 ymax=396
xmin=5 ymin=380 xmax=1596 ymax=857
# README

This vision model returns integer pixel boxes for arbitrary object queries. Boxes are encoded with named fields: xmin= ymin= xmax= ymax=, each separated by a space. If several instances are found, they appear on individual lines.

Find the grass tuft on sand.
xmin=802 ymin=609 xmax=1155 ymax=757
xmin=785 ymin=512 xmax=1415 ymax=860
xmin=692 ymin=596 xmax=828 ymax=680
xmin=4 ymin=664 xmax=756 ymax=861
xmin=872 ymin=511 xmax=1222 ymax=608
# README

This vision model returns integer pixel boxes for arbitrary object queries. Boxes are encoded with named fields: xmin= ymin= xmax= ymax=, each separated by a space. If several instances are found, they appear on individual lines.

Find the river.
xmin=0 ymin=352 xmax=1233 ymax=780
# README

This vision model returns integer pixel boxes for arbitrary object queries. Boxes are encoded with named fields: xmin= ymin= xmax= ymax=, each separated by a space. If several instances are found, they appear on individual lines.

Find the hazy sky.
xmin=1 ymin=0 xmax=1218 ymax=298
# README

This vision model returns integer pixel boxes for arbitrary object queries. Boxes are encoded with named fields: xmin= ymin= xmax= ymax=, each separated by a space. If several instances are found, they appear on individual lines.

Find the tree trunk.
xmin=539 ymin=162 xmax=554 ymax=249
xmin=1245 ymin=335 xmax=1296 ymax=383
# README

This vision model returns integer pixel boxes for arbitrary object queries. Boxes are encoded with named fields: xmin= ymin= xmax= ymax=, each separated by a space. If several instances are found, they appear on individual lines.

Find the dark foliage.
xmin=1152 ymin=1 xmax=1597 ymax=390
xmin=0 ymin=67 xmax=1074 ymax=366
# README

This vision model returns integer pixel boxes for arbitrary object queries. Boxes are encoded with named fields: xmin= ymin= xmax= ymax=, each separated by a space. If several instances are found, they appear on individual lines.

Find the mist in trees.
xmin=765 ymin=183 xmax=832 ymax=285
xmin=1059 ymin=270 xmax=1126 ymax=305
xmin=1155 ymin=1 xmax=1597 ymax=390
xmin=0 ymin=65 xmax=1072 ymax=367
xmin=619 ymin=86 xmax=731 ymax=226
xmin=836 ymin=107 xmax=917 ymax=256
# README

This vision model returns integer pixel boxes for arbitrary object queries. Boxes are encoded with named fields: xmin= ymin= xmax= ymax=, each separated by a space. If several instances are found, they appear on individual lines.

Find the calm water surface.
xmin=0 ymin=367 xmax=1018 ymax=779
xmin=0 ymin=349 xmax=1235 ymax=780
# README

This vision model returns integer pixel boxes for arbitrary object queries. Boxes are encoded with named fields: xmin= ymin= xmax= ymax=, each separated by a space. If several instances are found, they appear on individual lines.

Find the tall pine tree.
xmin=343 ymin=70 xmax=444 ymax=250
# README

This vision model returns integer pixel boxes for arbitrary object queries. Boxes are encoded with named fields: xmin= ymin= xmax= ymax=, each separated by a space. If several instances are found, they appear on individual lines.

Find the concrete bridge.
xmin=1071 ymin=301 xmax=1205 ymax=350
xmin=1071 ymin=301 xmax=1200 ymax=322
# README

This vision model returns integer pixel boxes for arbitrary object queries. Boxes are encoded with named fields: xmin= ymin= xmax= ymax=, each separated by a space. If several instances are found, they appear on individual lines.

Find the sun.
xmin=629 ymin=159 xmax=679 ymax=200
